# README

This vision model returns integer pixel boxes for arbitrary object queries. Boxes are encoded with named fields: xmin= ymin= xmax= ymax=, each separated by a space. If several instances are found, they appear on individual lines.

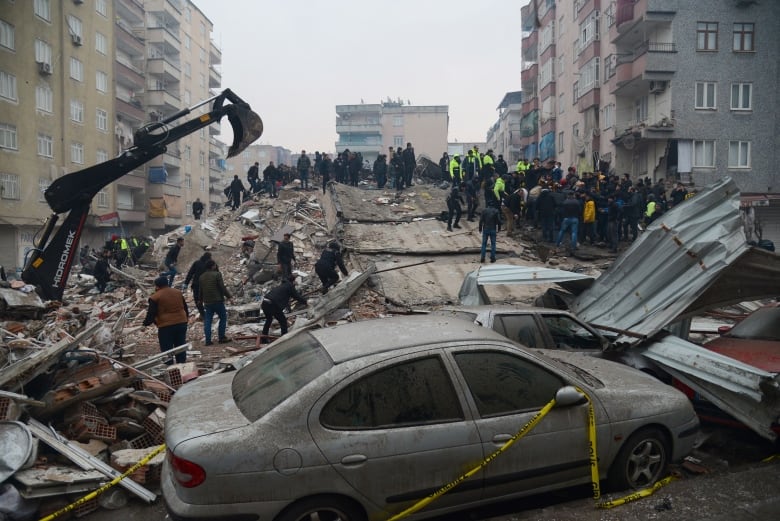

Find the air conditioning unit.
xmin=649 ymin=80 xmax=667 ymax=93
xmin=37 ymin=61 xmax=52 ymax=75
xmin=71 ymin=34 xmax=83 ymax=46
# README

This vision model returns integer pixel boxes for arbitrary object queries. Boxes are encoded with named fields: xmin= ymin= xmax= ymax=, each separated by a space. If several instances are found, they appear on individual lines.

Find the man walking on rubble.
xmin=93 ymin=249 xmax=112 ymax=293
xmin=229 ymin=175 xmax=245 ymax=210
xmin=402 ymin=142 xmax=416 ymax=187
xmin=479 ymin=201 xmax=501 ymax=263
xmin=319 ymin=153 xmax=332 ymax=193
xmin=446 ymin=185 xmax=464 ymax=232
xmin=162 ymin=237 xmax=184 ymax=287
xmin=183 ymin=251 xmax=211 ymax=320
xmin=277 ymin=232 xmax=296 ymax=282
xmin=264 ymin=161 xmax=278 ymax=198
xmin=247 ymin=162 xmax=260 ymax=193
xmin=315 ymin=241 xmax=349 ymax=294
xmin=261 ymin=275 xmax=307 ymax=343
xmin=199 ymin=260 xmax=231 ymax=345
xmin=297 ymin=150 xmax=312 ymax=190
xmin=143 ymin=276 xmax=189 ymax=364
xmin=192 ymin=198 xmax=204 ymax=220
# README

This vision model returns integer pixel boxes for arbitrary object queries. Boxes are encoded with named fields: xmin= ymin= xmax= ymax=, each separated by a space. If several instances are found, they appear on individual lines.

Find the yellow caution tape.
xmin=38 ymin=444 xmax=166 ymax=521
xmin=596 ymin=475 xmax=676 ymax=509
xmin=386 ymin=397 xmax=558 ymax=521
xmin=762 ymin=454 xmax=780 ymax=463
xmin=575 ymin=386 xmax=601 ymax=500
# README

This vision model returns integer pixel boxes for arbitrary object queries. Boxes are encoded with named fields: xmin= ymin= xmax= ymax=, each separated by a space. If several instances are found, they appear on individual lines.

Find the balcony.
xmin=335 ymin=122 xmax=382 ymax=134
xmin=145 ymin=26 xmax=180 ymax=54
xmin=147 ymin=182 xmax=181 ymax=198
xmin=521 ymin=62 xmax=538 ymax=87
xmin=611 ymin=43 xmax=677 ymax=94
xmin=115 ymin=22 xmax=144 ymax=56
xmin=116 ymin=97 xmax=145 ymax=123
xmin=611 ymin=0 xmax=676 ymax=47
xmin=146 ymin=89 xmax=181 ymax=112
xmin=209 ymin=138 xmax=223 ymax=157
xmin=209 ymin=40 xmax=222 ymax=65
xmin=117 ymin=209 xmax=146 ymax=222
xmin=336 ymin=104 xmax=382 ymax=117
xmin=576 ymin=0 xmax=601 ymax=22
xmin=209 ymin=65 xmax=221 ymax=89
xmin=539 ymin=81 xmax=556 ymax=100
xmin=115 ymin=61 xmax=145 ymax=90
xmin=209 ymin=122 xmax=221 ymax=135
xmin=577 ymin=85 xmax=601 ymax=111
xmin=145 ymin=0 xmax=182 ymax=16
xmin=116 ymin=170 xmax=146 ymax=190
xmin=117 ymin=0 xmax=144 ymax=23
xmin=163 ymin=150 xmax=181 ymax=169
xmin=147 ymin=57 xmax=181 ymax=82
xmin=577 ymin=38 xmax=600 ymax=65
xmin=521 ymin=95 xmax=539 ymax=113
xmin=334 ymin=143 xmax=380 ymax=154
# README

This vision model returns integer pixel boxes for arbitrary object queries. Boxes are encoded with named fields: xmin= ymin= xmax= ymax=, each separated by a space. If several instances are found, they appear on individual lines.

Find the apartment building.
xmin=486 ymin=91 xmax=523 ymax=161
xmin=335 ymin=101 xmax=449 ymax=164
xmin=224 ymin=144 xmax=292 ymax=189
xmin=0 ymin=0 xmax=225 ymax=274
xmin=518 ymin=0 xmax=780 ymax=245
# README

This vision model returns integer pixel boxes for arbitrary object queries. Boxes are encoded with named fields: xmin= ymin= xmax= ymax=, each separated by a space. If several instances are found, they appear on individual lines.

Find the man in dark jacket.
xmin=162 ymin=237 xmax=183 ymax=287
xmin=143 ymin=277 xmax=189 ymax=364
xmin=556 ymin=192 xmax=582 ymax=252
xmin=479 ymin=201 xmax=502 ymax=263
xmin=199 ymin=260 xmax=231 ymax=345
xmin=93 ymin=249 xmax=111 ymax=293
xmin=315 ymin=242 xmax=348 ymax=294
xmin=446 ymin=185 xmax=464 ymax=232
xmin=192 ymin=198 xmax=204 ymax=220
xmin=183 ymin=252 xmax=211 ymax=319
xmin=261 ymin=276 xmax=307 ymax=342
xmin=402 ymin=142 xmax=416 ymax=187
xmin=319 ymin=153 xmax=332 ymax=193
xmin=438 ymin=152 xmax=450 ymax=183
xmin=277 ymin=233 xmax=296 ymax=282
xmin=391 ymin=148 xmax=405 ymax=191
xmin=247 ymin=162 xmax=260 ymax=193
xmin=229 ymin=175 xmax=245 ymax=210
xmin=465 ymin=176 xmax=480 ymax=222
xmin=263 ymin=162 xmax=278 ymax=198
xmin=373 ymin=155 xmax=387 ymax=189
xmin=536 ymin=185 xmax=557 ymax=242
xmin=297 ymin=150 xmax=311 ymax=190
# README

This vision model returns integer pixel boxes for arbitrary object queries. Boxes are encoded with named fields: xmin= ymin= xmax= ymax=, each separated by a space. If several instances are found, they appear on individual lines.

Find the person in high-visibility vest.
xmin=448 ymin=154 xmax=462 ymax=187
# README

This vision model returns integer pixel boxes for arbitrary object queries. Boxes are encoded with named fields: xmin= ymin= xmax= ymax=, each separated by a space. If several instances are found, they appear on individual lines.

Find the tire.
xmin=275 ymin=495 xmax=366 ymax=521
xmin=607 ymin=427 xmax=669 ymax=491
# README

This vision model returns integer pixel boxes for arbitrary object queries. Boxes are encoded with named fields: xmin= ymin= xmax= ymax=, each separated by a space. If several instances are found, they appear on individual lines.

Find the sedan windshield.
xmin=233 ymin=333 xmax=332 ymax=421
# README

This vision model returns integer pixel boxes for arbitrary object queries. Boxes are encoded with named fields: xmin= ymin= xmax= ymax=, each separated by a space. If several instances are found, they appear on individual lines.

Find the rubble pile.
xmin=0 ymin=185 xmax=395 ymax=519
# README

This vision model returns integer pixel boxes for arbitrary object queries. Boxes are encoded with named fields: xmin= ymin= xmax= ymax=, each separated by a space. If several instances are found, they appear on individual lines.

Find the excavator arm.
xmin=22 ymin=89 xmax=263 ymax=301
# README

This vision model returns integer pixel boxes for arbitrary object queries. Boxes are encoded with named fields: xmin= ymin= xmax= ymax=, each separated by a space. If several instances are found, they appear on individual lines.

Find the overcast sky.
xmin=196 ymin=0 xmax=527 ymax=153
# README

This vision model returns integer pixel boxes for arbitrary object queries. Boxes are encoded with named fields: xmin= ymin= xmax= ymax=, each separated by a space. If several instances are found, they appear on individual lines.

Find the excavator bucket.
xmin=227 ymin=105 xmax=263 ymax=158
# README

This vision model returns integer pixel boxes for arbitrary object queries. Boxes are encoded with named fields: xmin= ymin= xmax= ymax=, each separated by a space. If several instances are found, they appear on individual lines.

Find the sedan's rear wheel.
xmin=607 ymin=427 xmax=669 ymax=491
xmin=275 ymin=496 xmax=366 ymax=521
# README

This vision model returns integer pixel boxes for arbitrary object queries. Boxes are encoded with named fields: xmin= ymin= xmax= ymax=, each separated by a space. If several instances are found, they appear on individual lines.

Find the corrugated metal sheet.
xmin=639 ymin=335 xmax=780 ymax=440
xmin=459 ymin=265 xmax=594 ymax=305
xmin=570 ymin=177 xmax=748 ymax=344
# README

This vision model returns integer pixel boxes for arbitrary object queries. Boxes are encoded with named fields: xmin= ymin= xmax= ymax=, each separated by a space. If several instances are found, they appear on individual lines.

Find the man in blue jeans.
xmin=479 ymin=202 xmax=502 ymax=263
xmin=162 ymin=237 xmax=183 ymax=287
xmin=556 ymin=192 xmax=581 ymax=252
xmin=198 ymin=260 xmax=231 ymax=345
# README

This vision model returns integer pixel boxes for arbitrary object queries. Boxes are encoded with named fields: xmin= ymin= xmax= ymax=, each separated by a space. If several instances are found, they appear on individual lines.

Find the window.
xmin=557 ymin=54 xmax=565 ymax=77
xmin=199 ymin=48 xmax=205 ymax=63
xmin=185 ymin=200 xmax=192 ymax=216
xmin=200 ymin=177 xmax=206 ymax=192
xmin=695 ymin=82 xmax=717 ymax=109
xmin=572 ymin=122 xmax=579 ymax=137
xmin=733 ymin=23 xmax=754 ymax=52
xmin=558 ymin=131 xmax=564 ymax=154
xmin=393 ymin=135 xmax=403 ymax=147
xmin=96 ymin=0 xmax=108 ymax=17
xmin=71 ymin=142 xmax=84 ymax=164
xmin=454 ymin=351 xmax=563 ymax=416
xmin=0 ymin=123 xmax=17 ymax=150
xmin=97 ymin=149 xmax=108 ymax=163
xmin=35 ymin=39 xmax=52 ymax=65
xmin=541 ymin=314 xmax=604 ymax=350
xmin=183 ymin=89 xmax=191 ymax=104
xmin=96 ymin=71 xmax=108 ymax=92
xmin=572 ymin=81 xmax=579 ymax=103
xmin=68 ymin=15 xmax=82 ymax=38
xmin=0 ymin=70 xmax=17 ymax=101
xmin=199 ymin=151 xmax=206 ymax=165
xmin=183 ymin=145 xmax=191 ymax=160
xmin=0 ymin=19 xmax=14 ymax=51
xmin=36 ymin=84 xmax=53 ymax=112
xmin=541 ymin=96 xmax=555 ymax=122
xmin=95 ymin=32 xmax=107 ymax=55
xmin=200 ymin=21 xmax=206 ymax=38
xmin=697 ymin=22 xmax=718 ymax=51
xmin=198 ymin=73 xmax=205 ymax=88
xmin=185 ymin=174 xmax=192 ymax=189
xmin=321 ymin=357 xmax=463 ymax=429
xmin=540 ymin=60 xmax=554 ymax=88
xmin=0 ymin=173 xmax=20 ymax=200
xmin=731 ymin=83 xmax=752 ymax=111
xmin=184 ymin=62 xmax=191 ymax=77
xmin=393 ymin=116 xmax=403 ymax=127
xmin=578 ymin=11 xmax=599 ymax=53
xmin=70 ymin=57 xmax=84 ymax=81
xmin=728 ymin=141 xmax=750 ymax=168
xmin=603 ymin=103 xmax=615 ymax=129
xmin=96 ymin=108 xmax=108 ymax=131
xmin=70 ymin=99 xmax=84 ymax=123
xmin=184 ymin=34 xmax=190 ymax=49
xmin=539 ymin=20 xmax=555 ymax=51
xmin=558 ymin=93 xmax=565 ymax=114
xmin=184 ymin=7 xmax=192 ymax=22
xmin=38 ymin=178 xmax=50 ymax=202
xmin=37 ymin=133 xmax=53 ymax=157
xmin=97 ymin=188 xmax=109 ymax=208
xmin=635 ymin=96 xmax=648 ymax=122
xmin=34 ymin=0 xmax=51 ymax=22
xmin=579 ymin=57 xmax=600 ymax=93
xmin=693 ymin=140 xmax=715 ymax=168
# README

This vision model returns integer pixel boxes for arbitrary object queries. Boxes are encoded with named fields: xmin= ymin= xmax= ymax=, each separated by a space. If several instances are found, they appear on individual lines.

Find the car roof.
xmin=309 ymin=315 xmax=513 ymax=364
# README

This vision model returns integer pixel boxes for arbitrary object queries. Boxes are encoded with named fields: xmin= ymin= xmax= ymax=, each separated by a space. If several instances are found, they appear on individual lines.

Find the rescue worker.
xmin=448 ymin=154 xmax=462 ymax=187
xmin=183 ymin=252 xmax=212 ymax=319
xmin=142 ymin=277 xmax=189 ymax=364
xmin=114 ymin=236 xmax=130 ymax=269
xmin=446 ymin=185 xmax=464 ymax=232
xmin=315 ymin=241 xmax=348 ymax=294
xmin=261 ymin=275 xmax=307 ymax=342
xmin=277 ymin=232 xmax=296 ymax=282
xmin=199 ymin=260 xmax=231 ymax=345
xmin=162 ymin=237 xmax=183 ymax=287
xmin=93 ymin=249 xmax=111 ymax=293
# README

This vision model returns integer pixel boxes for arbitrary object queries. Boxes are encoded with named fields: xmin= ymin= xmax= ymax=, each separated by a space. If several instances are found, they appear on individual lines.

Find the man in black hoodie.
xmin=315 ymin=242 xmax=348 ymax=294
xmin=261 ymin=276 xmax=307 ymax=342
xmin=183 ymin=252 xmax=212 ymax=319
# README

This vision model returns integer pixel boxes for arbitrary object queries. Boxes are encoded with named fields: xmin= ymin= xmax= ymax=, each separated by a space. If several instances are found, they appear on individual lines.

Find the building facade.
xmin=0 ymin=0 xmax=226 ymax=274
xmin=335 ymin=101 xmax=449 ymax=163
xmin=516 ymin=0 xmax=780 ymax=245
xmin=486 ymin=91 xmax=523 ymax=162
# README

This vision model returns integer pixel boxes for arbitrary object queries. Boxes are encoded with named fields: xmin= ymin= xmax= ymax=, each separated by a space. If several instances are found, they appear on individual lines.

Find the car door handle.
xmin=492 ymin=434 xmax=512 ymax=444
xmin=340 ymin=454 xmax=367 ymax=466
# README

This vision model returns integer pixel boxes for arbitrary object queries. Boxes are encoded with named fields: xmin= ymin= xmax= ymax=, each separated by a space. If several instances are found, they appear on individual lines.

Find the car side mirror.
xmin=554 ymin=386 xmax=587 ymax=407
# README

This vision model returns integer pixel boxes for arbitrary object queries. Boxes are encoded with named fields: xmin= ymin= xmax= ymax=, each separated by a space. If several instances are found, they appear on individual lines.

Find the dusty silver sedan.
xmin=162 ymin=316 xmax=699 ymax=521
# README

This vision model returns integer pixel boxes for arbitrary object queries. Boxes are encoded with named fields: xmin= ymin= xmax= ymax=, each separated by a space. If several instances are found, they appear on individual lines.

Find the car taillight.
xmin=168 ymin=449 xmax=206 ymax=488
